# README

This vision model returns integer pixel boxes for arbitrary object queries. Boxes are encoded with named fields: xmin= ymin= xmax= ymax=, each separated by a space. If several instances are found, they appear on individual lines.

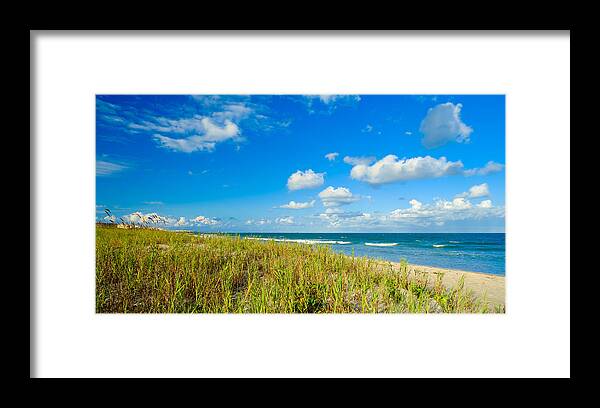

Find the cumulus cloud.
xmin=325 ymin=152 xmax=339 ymax=161
xmin=123 ymin=211 xmax=171 ymax=225
xmin=408 ymin=199 xmax=422 ymax=210
xmin=175 ymin=217 xmax=187 ymax=226
xmin=436 ymin=197 xmax=472 ymax=210
xmin=419 ymin=102 xmax=473 ymax=148
xmin=477 ymin=200 xmax=493 ymax=208
xmin=198 ymin=118 xmax=241 ymax=142
xmin=318 ymin=186 xmax=360 ymax=207
xmin=287 ymin=169 xmax=325 ymax=191
xmin=318 ymin=209 xmax=375 ymax=227
xmin=98 ymin=96 xmax=292 ymax=153
xmin=350 ymin=155 xmax=464 ymax=185
xmin=388 ymin=196 xmax=503 ymax=226
xmin=124 ymin=101 xmax=254 ymax=153
xmin=276 ymin=216 xmax=295 ymax=225
xmin=312 ymin=188 xmax=504 ymax=229
xmin=154 ymin=118 xmax=241 ymax=153
xmin=279 ymin=200 xmax=315 ymax=209
xmin=193 ymin=215 xmax=219 ymax=225
xmin=464 ymin=161 xmax=505 ymax=176
xmin=468 ymin=183 xmax=490 ymax=198
xmin=343 ymin=156 xmax=376 ymax=166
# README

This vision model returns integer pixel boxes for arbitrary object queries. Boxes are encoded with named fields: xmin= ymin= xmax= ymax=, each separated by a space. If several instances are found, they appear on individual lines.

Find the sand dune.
xmin=380 ymin=261 xmax=505 ymax=308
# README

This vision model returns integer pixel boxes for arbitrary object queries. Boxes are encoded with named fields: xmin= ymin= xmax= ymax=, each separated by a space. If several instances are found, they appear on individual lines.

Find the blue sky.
xmin=96 ymin=95 xmax=505 ymax=232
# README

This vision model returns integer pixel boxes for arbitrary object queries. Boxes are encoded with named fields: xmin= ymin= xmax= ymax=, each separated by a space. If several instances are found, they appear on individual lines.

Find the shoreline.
xmin=411 ymin=263 xmax=502 ymax=278
xmin=98 ymin=225 xmax=505 ymax=312
xmin=233 ymin=234 xmax=505 ymax=277
xmin=385 ymin=260 xmax=505 ymax=307
xmin=189 ymin=230 xmax=506 ymax=307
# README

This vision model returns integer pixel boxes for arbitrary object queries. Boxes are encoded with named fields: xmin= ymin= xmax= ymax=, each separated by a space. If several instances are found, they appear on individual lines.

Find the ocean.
xmin=224 ymin=232 xmax=505 ymax=276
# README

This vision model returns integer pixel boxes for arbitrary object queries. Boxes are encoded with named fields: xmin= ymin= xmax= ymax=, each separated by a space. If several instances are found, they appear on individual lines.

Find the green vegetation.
xmin=96 ymin=224 xmax=502 ymax=313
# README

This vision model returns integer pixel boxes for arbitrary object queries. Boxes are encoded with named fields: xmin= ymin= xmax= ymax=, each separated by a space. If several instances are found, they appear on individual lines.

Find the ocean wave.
xmin=365 ymin=242 xmax=398 ymax=247
xmin=457 ymin=241 xmax=502 ymax=246
xmin=449 ymin=241 xmax=460 ymax=244
xmin=245 ymin=237 xmax=351 ymax=245
xmin=432 ymin=244 xmax=447 ymax=248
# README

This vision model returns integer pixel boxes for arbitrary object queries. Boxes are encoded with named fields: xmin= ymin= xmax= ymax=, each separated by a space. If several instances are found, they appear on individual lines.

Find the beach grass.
xmin=96 ymin=224 xmax=503 ymax=313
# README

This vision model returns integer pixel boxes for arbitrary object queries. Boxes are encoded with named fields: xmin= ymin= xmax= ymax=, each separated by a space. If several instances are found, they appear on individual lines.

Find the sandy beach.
xmin=371 ymin=260 xmax=505 ymax=308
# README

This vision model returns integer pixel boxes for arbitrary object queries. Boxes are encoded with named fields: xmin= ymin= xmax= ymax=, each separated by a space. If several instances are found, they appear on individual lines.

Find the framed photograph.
xmin=95 ymin=94 xmax=506 ymax=314
xmin=31 ymin=31 xmax=570 ymax=378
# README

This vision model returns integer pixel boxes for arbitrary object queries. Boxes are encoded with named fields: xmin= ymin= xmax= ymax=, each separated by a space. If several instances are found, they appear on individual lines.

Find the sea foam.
xmin=245 ymin=237 xmax=351 ymax=245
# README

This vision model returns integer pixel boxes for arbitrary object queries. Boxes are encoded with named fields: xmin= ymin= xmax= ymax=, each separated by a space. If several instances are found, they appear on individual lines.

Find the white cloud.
xmin=409 ymin=199 xmax=422 ymax=210
xmin=464 ymin=161 xmax=505 ymax=176
xmin=96 ymin=160 xmax=128 ymax=176
xmin=212 ymin=103 xmax=253 ymax=121
xmin=419 ymin=102 xmax=473 ymax=148
xmin=287 ymin=169 xmax=325 ymax=191
xmin=388 ymin=196 xmax=503 ymax=226
xmin=276 ymin=216 xmax=295 ymax=225
xmin=279 ymin=200 xmax=315 ymax=209
xmin=246 ymin=218 xmax=271 ymax=226
xmin=154 ymin=134 xmax=216 ymax=153
xmin=316 ymin=95 xmax=361 ymax=104
xmin=317 ymin=210 xmax=376 ymax=227
xmin=318 ymin=186 xmax=360 ymax=207
xmin=405 ymin=131 xmax=412 ymax=135
xmin=477 ymin=200 xmax=493 ymax=208
xmin=325 ymin=152 xmax=339 ymax=161
xmin=193 ymin=215 xmax=219 ymax=225
xmin=436 ymin=197 xmax=472 ymax=210
xmin=96 ymin=99 xmax=120 ymax=115
xmin=313 ymin=190 xmax=504 ymax=230
xmin=343 ymin=156 xmax=376 ymax=166
xmin=362 ymin=124 xmax=374 ymax=133
xmin=99 ymin=97 xmax=291 ymax=153
xmin=349 ymin=155 xmax=464 ymax=185
xmin=129 ymin=115 xmax=203 ymax=134
xmin=301 ymin=95 xmax=361 ymax=114
xmin=467 ymin=183 xmax=490 ymax=198
xmin=125 ymin=103 xmax=250 ymax=153
xmin=124 ymin=212 xmax=142 ymax=224
xmin=154 ymin=118 xmax=240 ymax=153
xmin=175 ymin=217 xmax=187 ymax=226
xmin=129 ymin=102 xmax=249 ymax=136
xmin=123 ymin=211 xmax=171 ymax=225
